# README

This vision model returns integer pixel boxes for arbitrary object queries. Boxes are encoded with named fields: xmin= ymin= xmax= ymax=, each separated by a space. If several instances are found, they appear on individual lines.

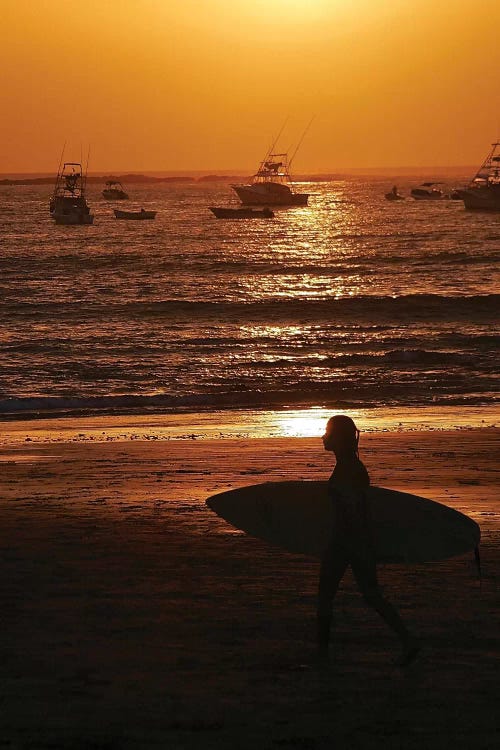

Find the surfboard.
xmin=206 ymin=481 xmax=480 ymax=563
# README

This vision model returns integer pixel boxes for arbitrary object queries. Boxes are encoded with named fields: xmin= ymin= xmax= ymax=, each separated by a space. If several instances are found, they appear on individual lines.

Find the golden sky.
xmin=2 ymin=0 xmax=500 ymax=173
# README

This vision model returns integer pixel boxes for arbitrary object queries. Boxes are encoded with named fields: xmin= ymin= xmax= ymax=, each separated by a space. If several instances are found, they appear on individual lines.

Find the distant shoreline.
xmin=0 ymin=174 xmax=243 ymax=186
xmin=0 ymin=166 xmax=475 ymax=186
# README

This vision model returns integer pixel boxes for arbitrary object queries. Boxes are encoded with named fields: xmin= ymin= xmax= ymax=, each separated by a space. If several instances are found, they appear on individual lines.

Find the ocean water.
xmin=0 ymin=178 xmax=498 ymax=426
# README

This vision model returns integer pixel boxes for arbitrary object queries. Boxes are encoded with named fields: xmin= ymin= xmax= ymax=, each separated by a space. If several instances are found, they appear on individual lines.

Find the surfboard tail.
xmin=474 ymin=545 xmax=481 ymax=579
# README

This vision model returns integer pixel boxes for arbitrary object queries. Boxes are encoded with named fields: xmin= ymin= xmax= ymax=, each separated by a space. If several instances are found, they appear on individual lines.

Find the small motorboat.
xmin=410 ymin=182 xmax=444 ymax=200
xmin=114 ymin=208 xmax=156 ymax=220
xmin=103 ymin=180 xmax=129 ymax=200
xmin=385 ymin=185 xmax=404 ymax=201
xmin=209 ymin=206 xmax=274 ymax=219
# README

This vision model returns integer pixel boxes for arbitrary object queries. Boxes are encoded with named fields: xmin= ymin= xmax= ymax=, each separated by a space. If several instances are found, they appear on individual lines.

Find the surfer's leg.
xmin=351 ymin=554 xmax=420 ymax=663
xmin=317 ymin=548 xmax=348 ymax=656
xmin=351 ymin=555 xmax=410 ymax=639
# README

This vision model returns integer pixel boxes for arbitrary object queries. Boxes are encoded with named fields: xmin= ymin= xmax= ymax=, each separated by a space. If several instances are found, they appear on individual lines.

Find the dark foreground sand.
xmin=0 ymin=425 xmax=498 ymax=749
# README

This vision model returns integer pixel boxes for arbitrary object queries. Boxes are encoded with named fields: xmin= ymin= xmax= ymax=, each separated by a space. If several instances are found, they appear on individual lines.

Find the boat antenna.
xmin=265 ymin=116 xmax=289 ymax=162
xmin=54 ymin=142 xmax=66 ymax=191
xmin=84 ymin=145 xmax=91 ymax=190
xmin=56 ymin=142 xmax=66 ymax=177
xmin=289 ymin=115 xmax=315 ymax=171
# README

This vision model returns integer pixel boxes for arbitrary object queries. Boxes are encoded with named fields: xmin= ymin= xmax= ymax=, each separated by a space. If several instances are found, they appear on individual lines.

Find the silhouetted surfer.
xmin=318 ymin=415 xmax=420 ymax=665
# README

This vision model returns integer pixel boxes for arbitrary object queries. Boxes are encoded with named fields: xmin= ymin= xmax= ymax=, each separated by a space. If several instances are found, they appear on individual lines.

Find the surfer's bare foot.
xmin=394 ymin=637 xmax=421 ymax=667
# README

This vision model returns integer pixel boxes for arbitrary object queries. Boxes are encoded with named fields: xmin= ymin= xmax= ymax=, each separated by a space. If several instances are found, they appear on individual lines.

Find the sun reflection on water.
xmin=277 ymin=411 xmax=328 ymax=437
xmin=274 ymin=408 xmax=344 ymax=437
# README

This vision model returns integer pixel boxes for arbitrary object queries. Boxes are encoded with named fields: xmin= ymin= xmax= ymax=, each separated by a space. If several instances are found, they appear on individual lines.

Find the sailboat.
xmin=50 ymin=160 xmax=94 ymax=225
xmin=232 ymin=120 xmax=312 ymax=207
xmin=458 ymin=142 xmax=500 ymax=211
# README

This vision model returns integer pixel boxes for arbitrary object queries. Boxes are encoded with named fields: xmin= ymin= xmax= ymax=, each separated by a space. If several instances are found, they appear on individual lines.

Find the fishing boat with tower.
xmin=50 ymin=157 xmax=94 ymax=225
xmin=231 ymin=120 xmax=312 ymax=207
xmin=458 ymin=141 xmax=500 ymax=211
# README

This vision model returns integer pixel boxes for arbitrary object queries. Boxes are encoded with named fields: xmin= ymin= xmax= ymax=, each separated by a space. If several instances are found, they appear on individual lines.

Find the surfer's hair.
xmin=326 ymin=415 xmax=360 ymax=457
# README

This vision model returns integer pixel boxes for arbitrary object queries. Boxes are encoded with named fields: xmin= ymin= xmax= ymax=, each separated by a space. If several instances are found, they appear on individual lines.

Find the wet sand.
xmin=0 ymin=425 xmax=498 ymax=749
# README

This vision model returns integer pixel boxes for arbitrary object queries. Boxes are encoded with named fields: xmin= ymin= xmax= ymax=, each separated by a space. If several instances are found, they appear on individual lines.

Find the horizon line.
xmin=0 ymin=164 xmax=476 ymax=178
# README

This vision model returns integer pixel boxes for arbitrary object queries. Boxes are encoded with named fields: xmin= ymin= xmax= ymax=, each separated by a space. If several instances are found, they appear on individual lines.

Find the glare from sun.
xmin=277 ymin=410 xmax=330 ymax=437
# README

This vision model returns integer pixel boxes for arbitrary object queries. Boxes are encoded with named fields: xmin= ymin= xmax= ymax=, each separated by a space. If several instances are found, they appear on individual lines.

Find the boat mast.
xmin=84 ymin=146 xmax=91 ymax=192
xmin=54 ymin=143 xmax=66 ymax=194
xmin=263 ymin=117 xmax=289 ymax=164
xmin=56 ymin=143 xmax=65 ymax=180
xmin=288 ymin=116 xmax=315 ymax=172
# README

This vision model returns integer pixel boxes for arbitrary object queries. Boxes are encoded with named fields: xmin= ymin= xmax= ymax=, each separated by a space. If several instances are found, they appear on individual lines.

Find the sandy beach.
xmin=0 ymin=421 xmax=498 ymax=749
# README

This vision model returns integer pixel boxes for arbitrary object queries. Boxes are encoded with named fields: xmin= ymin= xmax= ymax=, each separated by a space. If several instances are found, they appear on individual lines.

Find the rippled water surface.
xmin=0 ymin=179 xmax=498 ymax=420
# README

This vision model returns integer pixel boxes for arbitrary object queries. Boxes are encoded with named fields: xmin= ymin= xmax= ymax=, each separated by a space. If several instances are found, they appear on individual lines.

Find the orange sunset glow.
xmin=2 ymin=0 xmax=500 ymax=173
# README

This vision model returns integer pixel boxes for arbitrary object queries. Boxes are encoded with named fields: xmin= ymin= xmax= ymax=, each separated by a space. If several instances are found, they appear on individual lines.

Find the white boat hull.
xmin=410 ymin=190 xmax=443 ymax=200
xmin=232 ymin=183 xmax=309 ymax=206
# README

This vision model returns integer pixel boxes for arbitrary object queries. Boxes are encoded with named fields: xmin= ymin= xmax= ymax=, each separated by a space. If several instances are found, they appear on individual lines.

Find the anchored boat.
xmin=232 ymin=154 xmax=309 ymax=206
xmin=232 ymin=120 xmax=312 ymax=206
xmin=50 ymin=161 xmax=94 ymax=225
xmin=457 ymin=142 xmax=500 ymax=211
xmin=114 ymin=208 xmax=156 ymax=220
xmin=102 ymin=180 xmax=129 ymax=200
xmin=410 ymin=183 xmax=444 ymax=200
xmin=385 ymin=185 xmax=405 ymax=201
xmin=209 ymin=206 xmax=274 ymax=219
